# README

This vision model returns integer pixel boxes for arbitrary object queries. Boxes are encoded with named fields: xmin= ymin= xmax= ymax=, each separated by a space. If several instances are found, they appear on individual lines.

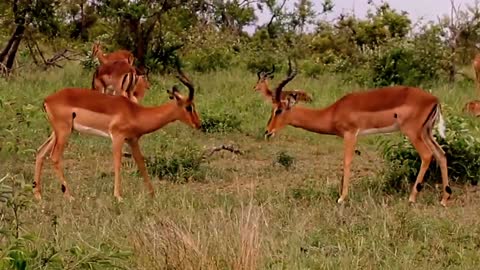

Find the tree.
xmin=0 ymin=0 xmax=59 ymax=73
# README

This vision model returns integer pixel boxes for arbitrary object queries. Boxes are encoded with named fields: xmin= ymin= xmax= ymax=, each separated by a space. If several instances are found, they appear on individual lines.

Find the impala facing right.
xmin=264 ymin=76 xmax=451 ymax=206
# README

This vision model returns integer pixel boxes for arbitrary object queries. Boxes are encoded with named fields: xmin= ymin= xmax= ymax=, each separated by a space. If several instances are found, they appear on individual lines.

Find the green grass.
xmin=1 ymin=64 xmax=480 ymax=269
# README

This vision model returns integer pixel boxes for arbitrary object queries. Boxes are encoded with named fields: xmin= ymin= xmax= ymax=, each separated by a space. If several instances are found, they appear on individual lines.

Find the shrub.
xmin=188 ymin=48 xmax=233 ymax=73
xmin=200 ymin=112 xmax=241 ymax=133
xmin=302 ymin=60 xmax=324 ymax=78
xmin=80 ymin=50 xmax=99 ymax=71
xmin=146 ymin=146 xmax=206 ymax=183
xmin=275 ymin=151 xmax=295 ymax=170
xmin=379 ymin=113 xmax=480 ymax=193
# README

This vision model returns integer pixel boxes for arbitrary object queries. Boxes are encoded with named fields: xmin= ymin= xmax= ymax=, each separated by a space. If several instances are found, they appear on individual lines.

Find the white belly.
xmin=357 ymin=123 xmax=400 ymax=136
xmin=73 ymin=123 xmax=110 ymax=137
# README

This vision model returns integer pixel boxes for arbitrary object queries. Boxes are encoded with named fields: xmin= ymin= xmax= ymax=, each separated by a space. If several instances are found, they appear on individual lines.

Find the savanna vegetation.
xmin=1 ymin=0 xmax=480 ymax=269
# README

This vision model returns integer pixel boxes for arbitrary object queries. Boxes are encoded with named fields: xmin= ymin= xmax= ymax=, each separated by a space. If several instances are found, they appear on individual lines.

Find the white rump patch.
xmin=73 ymin=123 xmax=110 ymax=138
xmin=357 ymin=123 xmax=400 ymax=136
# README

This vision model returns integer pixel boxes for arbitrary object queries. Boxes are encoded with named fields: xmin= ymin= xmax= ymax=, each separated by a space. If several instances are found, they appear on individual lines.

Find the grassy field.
xmin=1 ymin=64 xmax=480 ymax=269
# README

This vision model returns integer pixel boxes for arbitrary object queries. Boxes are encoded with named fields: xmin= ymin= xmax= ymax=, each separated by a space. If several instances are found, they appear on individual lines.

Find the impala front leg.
xmin=112 ymin=135 xmax=125 ymax=201
xmin=128 ymin=139 xmax=155 ymax=197
xmin=338 ymin=132 xmax=357 ymax=204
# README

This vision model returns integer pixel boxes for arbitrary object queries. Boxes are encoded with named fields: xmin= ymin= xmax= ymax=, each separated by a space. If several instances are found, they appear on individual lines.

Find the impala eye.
xmin=275 ymin=109 xmax=283 ymax=115
xmin=186 ymin=105 xmax=193 ymax=112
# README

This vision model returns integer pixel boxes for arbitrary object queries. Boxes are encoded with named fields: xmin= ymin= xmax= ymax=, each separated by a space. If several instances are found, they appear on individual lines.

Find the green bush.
xmin=146 ymin=147 xmax=205 ymax=183
xmin=200 ymin=112 xmax=241 ymax=133
xmin=275 ymin=151 xmax=295 ymax=170
xmin=188 ymin=48 xmax=233 ymax=73
xmin=379 ymin=114 xmax=480 ymax=193
xmin=80 ymin=50 xmax=99 ymax=71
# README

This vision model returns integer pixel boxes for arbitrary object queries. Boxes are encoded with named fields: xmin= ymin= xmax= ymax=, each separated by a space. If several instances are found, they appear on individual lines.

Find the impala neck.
xmin=288 ymin=106 xmax=337 ymax=135
xmin=137 ymin=103 xmax=180 ymax=134
xmin=258 ymin=82 xmax=273 ymax=99
xmin=95 ymin=48 xmax=107 ymax=63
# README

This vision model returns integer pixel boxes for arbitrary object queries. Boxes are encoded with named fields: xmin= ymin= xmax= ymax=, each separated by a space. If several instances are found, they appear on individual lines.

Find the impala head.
xmin=92 ymin=42 xmax=102 ymax=57
xmin=167 ymin=68 xmax=201 ymax=129
xmin=132 ymin=75 xmax=150 ymax=102
xmin=254 ymin=65 xmax=275 ymax=91
xmin=265 ymin=59 xmax=298 ymax=139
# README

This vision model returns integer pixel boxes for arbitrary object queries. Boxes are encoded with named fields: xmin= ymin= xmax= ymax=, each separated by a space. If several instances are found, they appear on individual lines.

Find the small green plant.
xmin=80 ymin=50 xmax=99 ymax=71
xmin=146 ymin=147 xmax=206 ymax=183
xmin=200 ymin=112 xmax=241 ymax=133
xmin=379 ymin=113 xmax=480 ymax=193
xmin=275 ymin=151 xmax=295 ymax=170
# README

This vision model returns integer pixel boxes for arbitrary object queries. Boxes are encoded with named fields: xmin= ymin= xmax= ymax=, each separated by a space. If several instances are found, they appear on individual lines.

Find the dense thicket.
xmin=1 ymin=0 xmax=480 ymax=84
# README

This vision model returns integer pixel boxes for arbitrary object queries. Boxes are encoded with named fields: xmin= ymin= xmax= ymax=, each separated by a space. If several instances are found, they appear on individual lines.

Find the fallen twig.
xmin=201 ymin=144 xmax=243 ymax=160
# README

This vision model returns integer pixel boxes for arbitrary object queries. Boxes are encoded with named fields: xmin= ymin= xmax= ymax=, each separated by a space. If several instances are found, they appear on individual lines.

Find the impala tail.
xmin=435 ymin=105 xmax=446 ymax=139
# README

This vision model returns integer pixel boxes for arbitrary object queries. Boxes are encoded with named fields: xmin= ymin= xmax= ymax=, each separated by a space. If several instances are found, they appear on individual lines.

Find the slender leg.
xmin=424 ymin=131 xmax=451 ymax=207
xmin=127 ymin=139 xmax=155 ymax=197
xmin=33 ymin=133 xmax=56 ymax=200
xmin=112 ymin=136 xmax=125 ymax=201
xmin=476 ymin=69 xmax=480 ymax=97
xmin=405 ymin=133 xmax=433 ymax=204
xmin=50 ymin=129 xmax=73 ymax=201
xmin=337 ymin=132 xmax=357 ymax=204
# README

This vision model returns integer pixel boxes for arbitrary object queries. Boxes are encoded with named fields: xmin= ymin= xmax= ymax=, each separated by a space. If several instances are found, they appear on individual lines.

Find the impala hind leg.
xmin=337 ymin=132 xmax=357 ymax=204
xmin=34 ymin=132 xmax=56 ymax=200
xmin=423 ymin=129 xmax=451 ymax=207
xmin=50 ymin=128 xmax=74 ymax=201
xmin=405 ymin=132 xmax=433 ymax=204
xmin=127 ymin=139 xmax=155 ymax=197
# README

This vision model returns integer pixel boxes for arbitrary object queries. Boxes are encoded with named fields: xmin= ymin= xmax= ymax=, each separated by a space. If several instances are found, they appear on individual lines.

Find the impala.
xmin=264 ymin=82 xmax=451 ymax=206
xmin=92 ymin=60 xmax=150 ymax=103
xmin=463 ymin=100 xmax=480 ymax=116
xmin=92 ymin=42 xmax=134 ymax=65
xmin=254 ymin=61 xmax=313 ymax=103
xmin=34 ymin=69 xmax=201 ymax=201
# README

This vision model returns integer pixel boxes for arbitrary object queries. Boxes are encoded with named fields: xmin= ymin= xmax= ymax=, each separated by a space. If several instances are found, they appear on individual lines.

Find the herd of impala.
xmin=33 ymin=42 xmax=480 ymax=208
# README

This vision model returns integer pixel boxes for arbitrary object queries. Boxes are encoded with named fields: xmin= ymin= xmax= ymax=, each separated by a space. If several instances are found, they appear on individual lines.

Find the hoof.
xmin=440 ymin=199 xmax=448 ymax=207
xmin=34 ymin=192 xmax=42 ymax=201
xmin=408 ymin=196 xmax=416 ymax=204
xmin=337 ymin=197 xmax=345 ymax=204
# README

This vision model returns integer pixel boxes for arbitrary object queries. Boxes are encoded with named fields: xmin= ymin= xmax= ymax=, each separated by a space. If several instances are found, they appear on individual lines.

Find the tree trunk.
xmin=6 ymin=37 xmax=22 ymax=70
xmin=0 ymin=24 xmax=25 ymax=63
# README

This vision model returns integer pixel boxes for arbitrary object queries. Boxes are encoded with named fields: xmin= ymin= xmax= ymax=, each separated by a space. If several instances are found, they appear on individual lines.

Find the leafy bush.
xmin=302 ymin=60 xmax=324 ymax=78
xmin=200 ymin=112 xmax=241 ymax=133
xmin=0 ymin=175 xmax=131 ymax=269
xmin=188 ymin=48 xmax=233 ymax=73
xmin=380 ymin=114 xmax=480 ymax=193
xmin=146 ymin=147 xmax=205 ymax=183
xmin=275 ymin=151 xmax=295 ymax=170
xmin=80 ymin=50 xmax=99 ymax=71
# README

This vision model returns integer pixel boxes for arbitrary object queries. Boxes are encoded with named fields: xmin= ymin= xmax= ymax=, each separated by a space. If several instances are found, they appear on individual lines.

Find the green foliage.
xmin=200 ymin=112 xmax=241 ymax=134
xmin=0 ymin=174 xmax=131 ymax=269
xmin=301 ymin=59 xmax=324 ymax=78
xmin=146 ymin=147 xmax=206 ymax=183
xmin=187 ymin=43 xmax=234 ymax=73
xmin=380 ymin=114 xmax=480 ymax=194
xmin=275 ymin=151 xmax=295 ymax=170
xmin=80 ymin=50 xmax=99 ymax=71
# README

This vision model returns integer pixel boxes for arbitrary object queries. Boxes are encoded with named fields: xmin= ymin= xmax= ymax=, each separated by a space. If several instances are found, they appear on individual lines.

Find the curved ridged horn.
xmin=176 ymin=65 xmax=195 ymax=101
xmin=274 ymin=59 xmax=297 ymax=103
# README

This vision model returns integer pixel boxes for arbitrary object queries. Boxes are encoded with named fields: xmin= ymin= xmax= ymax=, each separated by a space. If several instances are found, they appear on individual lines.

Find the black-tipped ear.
xmin=166 ymin=89 xmax=174 ymax=99
xmin=167 ymin=86 xmax=178 ymax=100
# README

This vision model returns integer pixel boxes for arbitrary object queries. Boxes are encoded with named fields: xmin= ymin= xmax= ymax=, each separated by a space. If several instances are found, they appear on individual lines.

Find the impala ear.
xmin=167 ymin=85 xmax=184 ymax=101
xmin=167 ymin=86 xmax=178 ymax=100
xmin=286 ymin=93 xmax=298 ymax=109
